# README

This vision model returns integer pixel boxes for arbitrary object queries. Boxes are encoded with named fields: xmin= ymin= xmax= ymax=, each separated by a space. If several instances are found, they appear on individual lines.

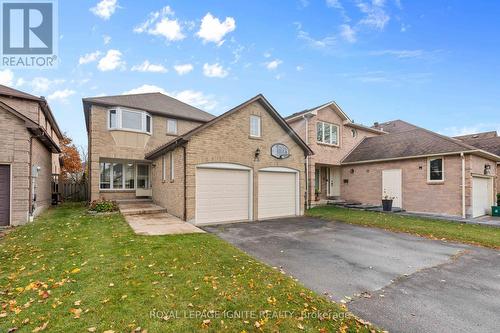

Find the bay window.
xmin=316 ymin=121 xmax=339 ymax=145
xmin=107 ymin=107 xmax=152 ymax=134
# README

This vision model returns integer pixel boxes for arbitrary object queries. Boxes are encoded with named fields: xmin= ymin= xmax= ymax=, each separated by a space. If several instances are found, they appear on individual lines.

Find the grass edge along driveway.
xmin=0 ymin=203 xmax=379 ymax=333
xmin=307 ymin=206 xmax=500 ymax=249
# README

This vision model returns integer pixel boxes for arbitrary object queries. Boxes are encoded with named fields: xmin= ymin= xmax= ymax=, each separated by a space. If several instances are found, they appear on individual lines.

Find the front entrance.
xmin=472 ymin=176 xmax=493 ymax=217
xmin=314 ymin=166 xmax=340 ymax=200
xmin=382 ymin=169 xmax=402 ymax=208
xmin=0 ymin=165 xmax=10 ymax=226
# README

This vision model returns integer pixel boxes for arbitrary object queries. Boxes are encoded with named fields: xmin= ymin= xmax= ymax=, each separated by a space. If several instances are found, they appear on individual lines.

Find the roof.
xmin=0 ymin=84 xmax=63 ymax=139
xmin=344 ymin=122 xmax=386 ymax=134
xmin=342 ymin=124 xmax=500 ymax=164
xmin=146 ymin=94 xmax=313 ymax=160
xmin=454 ymin=132 xmax=500 ymax=157
xmin=82 ymin=92 xmax=215 ymax=131
xmin=285 ymin=101 xmax=351 ymax=122
xmin=371 ymin=119 xmax=419 ymax=133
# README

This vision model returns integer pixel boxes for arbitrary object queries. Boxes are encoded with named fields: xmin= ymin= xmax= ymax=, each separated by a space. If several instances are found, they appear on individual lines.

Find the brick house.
xmin=83 ymin=93 xmax=311 ymax=225
xmin=0 ymin=85 xmax=63 ymax=226
xmin=287 ymin=104 xmax=499 ymax=218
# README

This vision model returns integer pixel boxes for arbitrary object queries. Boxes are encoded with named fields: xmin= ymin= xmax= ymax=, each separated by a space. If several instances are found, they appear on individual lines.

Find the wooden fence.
xmin=60 ymin=181 xmax=88 ymax=202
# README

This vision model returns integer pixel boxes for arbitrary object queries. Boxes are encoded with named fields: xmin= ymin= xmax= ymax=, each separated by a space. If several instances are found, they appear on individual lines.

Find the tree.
xmin=60 ymin=133 xmax=83 ymax=181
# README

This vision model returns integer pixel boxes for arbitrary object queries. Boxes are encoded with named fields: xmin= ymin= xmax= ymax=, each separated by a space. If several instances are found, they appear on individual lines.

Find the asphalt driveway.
xmin=203 ymin=217 xmax=500 ymax=333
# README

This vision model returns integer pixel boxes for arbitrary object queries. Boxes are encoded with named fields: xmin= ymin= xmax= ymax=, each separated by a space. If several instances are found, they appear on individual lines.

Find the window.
xmin=100 ymin=162 xmax=111 ymax=189
xmin=167 ymin=118 xmax=177 ymax=134
xmin=315 ymin=168 xmax=321 ymax=192
xmin=124 ymin=163 xmax=135 ymax=189
xmin=137 ymin=164 xmax=150 ymax=189
xmin=108 ymin=108 xmax=152 ymax=134
xmin=109 ymin=110 xmax=117 ymax=129
xmin=351 ymin=129 xmax=357 ymax=138
xmin=112 ymin=163 xmax=123 ymax=189
xmin=250 ymin=115 xmax=261 ymax=137
xmin=169 ymin=152 xmax=174 ymax=181
xmin=162 ymin=155 xmax=166 ymax=181
xmin=428 ymin=157 xmax=444 ymax=181
xmin=316 ymin=121 xmax=339 ymax=145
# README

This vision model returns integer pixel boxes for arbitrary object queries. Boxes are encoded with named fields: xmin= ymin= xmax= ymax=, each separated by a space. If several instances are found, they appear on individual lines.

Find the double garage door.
xmin=196 ymin=165 xmax=298 ymax=225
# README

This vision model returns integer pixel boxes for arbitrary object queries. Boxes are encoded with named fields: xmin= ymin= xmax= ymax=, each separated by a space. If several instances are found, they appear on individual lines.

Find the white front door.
xmin=382 ymin=169 xmax=402 ymax=208
xmin=258 ymin=169 xmax=297 ymax=219
xmin=196 ymin=167 xmax=250 ymax=224
xmin=472 ymin=176 xmax=492 ymax=217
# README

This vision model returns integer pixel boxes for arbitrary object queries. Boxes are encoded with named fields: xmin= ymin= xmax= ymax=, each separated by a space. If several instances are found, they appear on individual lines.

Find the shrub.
xmin=89 ymin=199 xmax=118 ymax=213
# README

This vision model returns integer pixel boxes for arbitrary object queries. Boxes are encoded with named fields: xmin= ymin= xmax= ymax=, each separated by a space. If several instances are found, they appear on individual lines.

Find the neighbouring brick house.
xmin=0 ymin=85 xmax=63 ymax=226
xmin=288 ymin=105 xmax=499 ymax=218
xmin=84 ymin=93 xmax=311 ymax=225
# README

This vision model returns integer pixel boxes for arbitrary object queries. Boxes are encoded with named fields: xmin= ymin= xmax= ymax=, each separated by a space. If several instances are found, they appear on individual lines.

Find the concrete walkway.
xmin=118 ymin=200 xmax=204 ymax=236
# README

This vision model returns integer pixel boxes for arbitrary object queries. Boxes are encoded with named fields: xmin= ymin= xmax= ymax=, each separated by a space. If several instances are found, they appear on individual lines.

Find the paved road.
xmin=203 ymin=217 xmax=500 ymax=333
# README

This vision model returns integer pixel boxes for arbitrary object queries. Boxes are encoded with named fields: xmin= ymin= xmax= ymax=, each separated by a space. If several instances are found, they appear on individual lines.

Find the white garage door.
xmin=258 ymin=170 xmax=297 ymax=219
xmin=472 ymin=177 xmax=492 ymax=218
xmin=196 ymin=167 xmax=250 ymax=224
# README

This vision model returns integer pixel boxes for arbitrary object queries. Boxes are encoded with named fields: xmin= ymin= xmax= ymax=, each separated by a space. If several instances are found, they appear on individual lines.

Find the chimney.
xmin=373 ymin=122 xmax=379 ymax=127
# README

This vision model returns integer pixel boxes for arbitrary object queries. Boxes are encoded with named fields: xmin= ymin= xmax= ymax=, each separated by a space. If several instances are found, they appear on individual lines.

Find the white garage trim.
xmin=258 ymin=167 xmax=300 ymax=218
xmin=195 ymin=163 xmax=253 ymax=224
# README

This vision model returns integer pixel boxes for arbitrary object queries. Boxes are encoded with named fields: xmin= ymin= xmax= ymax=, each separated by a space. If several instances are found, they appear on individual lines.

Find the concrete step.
xmin=115 ymin=198 xmax=153 ymax=204
xmin=118 ymin=203 xmax=167 ymax=216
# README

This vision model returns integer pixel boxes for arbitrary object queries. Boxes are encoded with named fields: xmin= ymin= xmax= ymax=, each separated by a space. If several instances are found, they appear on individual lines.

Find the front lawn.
xmin=307 ymin=206 xmax=500 ymax=249
xmin=0 ymin=204 xmax=375 ymax=332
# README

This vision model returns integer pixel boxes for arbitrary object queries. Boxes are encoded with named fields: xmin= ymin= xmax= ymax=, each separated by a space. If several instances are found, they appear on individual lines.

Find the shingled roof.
xmin=83 ymin=92 xmax=215 ymax=131
xmin=371 ymin=119 xmax=419 ymax=133
xmin=454 ymin=131 xmax=500 ymax=157
xmin=343 ymin=123 xmax=500 ymax=164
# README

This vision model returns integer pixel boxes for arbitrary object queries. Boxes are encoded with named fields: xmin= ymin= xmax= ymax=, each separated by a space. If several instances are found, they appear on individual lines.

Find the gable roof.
xmin=285 ymin=101 xmax=351 ymax=122
xmin=343 ymin=124 xmax=500 ymax=164
xmin=146 ymin=94 xmax=313 ymax=160
xmin=454 ymin=131 xmax=500 ymax=157
xmin=371 ymin=119 xmax=419 ymax=133
xmin=82 ymin=92 xmax=215 ymax=131
xmin=0 ymin=84 xmax=63 ymax=139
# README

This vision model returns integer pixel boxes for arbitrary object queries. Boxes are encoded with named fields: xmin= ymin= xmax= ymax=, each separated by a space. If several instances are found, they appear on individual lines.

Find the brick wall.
xmin=88 ymin=105 xmax=203 ymax=200
xmin=183 ymin=100 xmax=307 ymax=222
xmin=288 ymin=106 xmax=380 ymax=203
xmin=0 ymin=109 xmax=30 ymax=225
xmin=31 ymin=138 xmax=52 ymax=217
xmin=151 ymin=146 xmax=185 ymax=218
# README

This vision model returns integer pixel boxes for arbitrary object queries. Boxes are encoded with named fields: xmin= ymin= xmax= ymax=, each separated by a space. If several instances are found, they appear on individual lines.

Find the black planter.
xmin=382 ymin=199 xmax=393 ymax=212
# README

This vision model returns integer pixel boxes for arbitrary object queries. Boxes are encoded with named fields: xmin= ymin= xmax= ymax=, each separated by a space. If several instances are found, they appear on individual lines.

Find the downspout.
xmin=303 ymin=114 xmax=310 ymax=209
xmin=183 ymin=145 xmax=187 ymax=221
xmin=28 ymin=135 xmax=33 ymax=221
xmin=461 ymin=152 xmax=466 ymax=218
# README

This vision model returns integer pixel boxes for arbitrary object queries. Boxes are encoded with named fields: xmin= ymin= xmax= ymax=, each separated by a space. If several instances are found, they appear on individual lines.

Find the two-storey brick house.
xmin=0 ymin=85 xmax=63 ymax=226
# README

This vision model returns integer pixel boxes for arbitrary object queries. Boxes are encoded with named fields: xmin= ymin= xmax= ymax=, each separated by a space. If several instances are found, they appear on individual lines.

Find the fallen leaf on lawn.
xmin=70 ymin=268 xmax=81 ymax=274
xmin=201 ymin=319 xmax=211 ymax=328
xmin=74 ymin=300 xmax=81 ymax=306
xmin=87 ymin=327 xmax=96 ymax=332
xmin=32 ymin=321 xmax=48 ymax=332
xmin=7 ymin=327 xmax=17 ymax=332
xmin=69 ymin=308 xmax=82 ymax=319
xmin=102 ymin=331 xmax=115 ymax=333
xmin=297 ymin=323 xmax=304 ymax=330
xmin=121 ymin=295 xmax=127 ymax=300
xmin=109 ymin=283 xmax=114 ymax=287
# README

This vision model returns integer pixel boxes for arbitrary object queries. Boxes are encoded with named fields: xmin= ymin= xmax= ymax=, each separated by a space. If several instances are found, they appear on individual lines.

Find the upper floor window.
xmin=167 ymin=118 xmax=177 ymax=135
xmin=428 ymin=157 xmax=444 ymax=181
xmin=316 ymin=121 xmax=339 ymax=145
xmin=107 ymin=107 xmax=152 ymax=134
xmin=250 ymin=115 xmax=261 ymax=137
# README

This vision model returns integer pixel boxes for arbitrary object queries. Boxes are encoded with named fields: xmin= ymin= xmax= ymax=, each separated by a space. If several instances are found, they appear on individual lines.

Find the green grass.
xmin=0 ymin=204 xmax=375 ymax=333
xmin=307 ymin=206 xmax=500 ymax=249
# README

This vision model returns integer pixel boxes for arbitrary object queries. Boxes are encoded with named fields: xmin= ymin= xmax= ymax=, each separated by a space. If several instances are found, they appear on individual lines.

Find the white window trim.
xmin=107 ymin=107 xmax=152 ymax=135
xmin=169 ymin=152 xmax=175 ymax=181
xmin=316 ymin=121 xmax=339 ymax=146
xmin=166 ymin=118 xmax=178 ymax=135
xmin=100 ymin=161 xmax=134 ymax=190
xmin=250 ymin=115 xmax=261 ymax=138
xmin=427 ymin=156 xmax=445 ymax=182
